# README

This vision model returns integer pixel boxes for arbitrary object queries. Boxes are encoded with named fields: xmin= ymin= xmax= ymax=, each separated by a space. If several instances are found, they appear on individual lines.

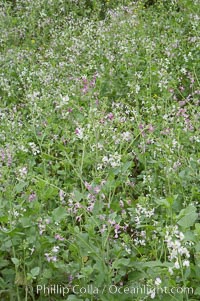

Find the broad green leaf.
xmin=19 ymin=217 xmax=32 ymax=228
xmin=177 ymin=205 xmax=198 ymax=228
xmin=128 ymin=271 xmax=145 ymax=281
xmin=15 ymin=181 xmax=28 ymax=193
xmin=0 ymin=260 xmax=9 ymax=269
xmin=112 ymin=258 xmax=130 ymax=268
xmin=74 ymin=189 xmax=84 ymax=202
xmin=30 ymin=267 xmax=40 ymax=277
xmin=154 ymin=198 xmax=170 ymax=208
xmin=11 ymin=258 xmax=20 ymax=266
xmin=52 ymin=207 xmax=68 ymax=222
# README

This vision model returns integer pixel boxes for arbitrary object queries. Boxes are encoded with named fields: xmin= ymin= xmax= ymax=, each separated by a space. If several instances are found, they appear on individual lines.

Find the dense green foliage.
xmin=0 ymin=0 xmax=200 ymax=300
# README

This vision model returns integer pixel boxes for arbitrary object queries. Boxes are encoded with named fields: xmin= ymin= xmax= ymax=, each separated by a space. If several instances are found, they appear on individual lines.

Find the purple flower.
xmin=99 ymin=224 xmax=107 ymax=234
xmin=76 ymin=215 xmax=82 ymax=222
xmin=68 ymin=275 xmax=73 ymax=283
xmin=84 ymin=181 xmax=92 ymax=191
xmin=55 ymin=234 xmax=64 ymax=241
xmin=87 ymin=203 xmax=94 ymax=212
xmin=59 ymin=189 xmax=65 ymax=201
xmin=179 ymin=100 xmax=186 ymax=107
xmin=107 ymin=113 xmax=114 ymax=120
xmin=148 ymin=124 xmax=155 ymax=132
xmin=7 ymin=151 xmax=12 ymax=166
xmin=28 ymin=192 xmax=36 ymax=202
xmin=45 ymin=253 xmax=57 ymax=262
xmin=93 ymin=186 xmax=101 ymax=194
xmin=114 ymin=224 xmax=121 ymax=238
xmin=1 ymin=150 xmax=5 ymax=161
xmin=82 ymin=85 xmax=88 ymax=94
xmin=139 ymin=123 xmax=144 ymax=130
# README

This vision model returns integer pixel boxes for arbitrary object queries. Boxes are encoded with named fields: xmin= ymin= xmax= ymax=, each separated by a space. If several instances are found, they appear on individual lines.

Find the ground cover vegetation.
xmin=0 ymin=0 xmax=200 ymax=300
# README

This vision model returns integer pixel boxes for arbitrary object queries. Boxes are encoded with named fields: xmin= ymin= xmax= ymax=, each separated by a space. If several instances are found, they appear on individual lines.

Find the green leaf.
xmin=11 ymin=258 xmax=20 ymax=266
xmin=133 ymin=261 xmax=172 ymax=269
xmin=154 ymin=198 xmax=170 ymax=208
xmin=112 ymin=258 xmax=130 ymax=268
xmin=15 ymin=181 xmax=28 ymax=193
xmin=177 ymin=204 xmax=198 ymax=228
xmin=30 ymin=267 xmax=40 ymax=277
xmin=195 ymin=223 xmax=200 ymax=236
xmin=121 ymin=161 xmax=132 ymax=173
xmin=183 ymin=230 xmax=195 ymax=241
xmin=128 ymin=271 xmax=145 ymax=281
xmin=52 ymin=207 xmax=68 ymax=222
xmin=93 ymin=261 xmax=108 ymax=286
xmin=74 ymin=189 xmax=84 ymax=202
xmin=43 ymin=268 xmax=52 ymax=279
xmin=19 ymin=217 xmax=32 ymax=228
xmin=0 ymin=260 xmax=9 ymax=269
xmin=80 ymin=265 xmax=93 ymax=277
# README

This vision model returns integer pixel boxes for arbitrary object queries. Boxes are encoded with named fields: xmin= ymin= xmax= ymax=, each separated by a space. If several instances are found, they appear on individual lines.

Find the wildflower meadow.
xmin=0 ymin=0 xmax=200 ymax=300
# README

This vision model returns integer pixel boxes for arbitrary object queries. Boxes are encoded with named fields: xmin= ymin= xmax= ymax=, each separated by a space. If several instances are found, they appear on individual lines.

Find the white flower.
xmin=97 ymin=143 xmax=103 ymax=150
xmin=62 ymin=95 xmax=69 ymax=103
xmin=183 ymin=260 xmax=190 ymax=267
xmin=19 ymin=145 xmax=28 ymax=152
xmin=178 ymin=246 xmax=187 ymax=255
xmin=29 ymin=142 xmax=40 ymax=155
xmin=110 ymin=160 xmax=119 ymax=167
xmin=141 ymin=231 xmax=146 ymax=238
xmin=185 ymin=249 xmax=190 ymax=258
xmin=174 ymin=261 xmax=180 ymax=269
xmin=173 ymin=240 xmax=181 ymax=249
xmin=168 ymin=267 xmax=174 ymax=275
xmin=135 ymin=216 xmax=140 ymax=225
xmin=125 ymin=246 xmax=131 ymax=254
xmin=59 ymin=190 xmax=66 ymax=202
xmin=56 ymin=95 xmax=69 ymax=109
xmin=155 ymin=277 xmax=162 ymax=286
xmin=97 ymin=163 xmax=103 ymax=170
xmin=179 ymin=232 xmax=185 ymax=241
xmin=102 ymin=156 xmax=109 ymax=163
xmin=29 ymin=247 xmax=35 ymax=255
xmin=135 ymin=84 xmax=140 ymax=94
xmin=18 ymin=166 xmax=28 ymax=178
xmin=52 ymin=246 xmax=60 ymax=253
xmin=75 ymin=127 xmax=84 ymax=139
xmin=121 ymin=131 xmax=132 ymax=141
xmin=170 ymin=248 xmax=178 ymax=260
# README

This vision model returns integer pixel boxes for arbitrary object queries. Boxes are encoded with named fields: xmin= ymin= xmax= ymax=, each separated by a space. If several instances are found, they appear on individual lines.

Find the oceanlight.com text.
xmin=35 ymin=284 xmax=194 ymax=297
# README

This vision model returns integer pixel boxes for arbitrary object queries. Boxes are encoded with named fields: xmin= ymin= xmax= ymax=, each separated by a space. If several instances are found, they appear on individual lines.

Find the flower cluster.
xmin=45 ymin=246 xmax=60 ymax=263
xmin=28 ymin=142 xmax=40 ymax=155
xmin=165 ymin=225 xmax=191 ymax=273
xmin=134 ymin=204 xmax=155 ymax=226
xmin=98 ymin=152 xmax=122 ymax=170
